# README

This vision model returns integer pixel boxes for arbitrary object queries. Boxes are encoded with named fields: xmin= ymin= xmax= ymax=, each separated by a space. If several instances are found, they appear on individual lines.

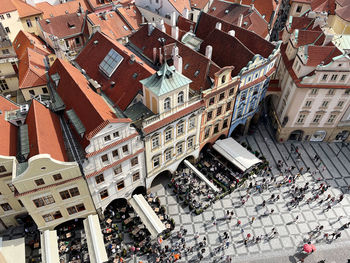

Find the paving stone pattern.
xmin=133 ymin=122 xmax=350 ymax=262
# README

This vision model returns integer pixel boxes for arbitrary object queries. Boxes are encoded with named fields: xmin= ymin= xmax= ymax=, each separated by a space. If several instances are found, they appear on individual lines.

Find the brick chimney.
xmin=238 ymin=14 xmax=243 ymax=27
xmin=205 ymin=45 xmax=212 ymax=60
xmin=215 ymin=22 xmax=222 ymax=30
xmin=171 ymin=26 xmax=179 ymax=40
xmin=174 ymin=55 xmax=183 ymax=74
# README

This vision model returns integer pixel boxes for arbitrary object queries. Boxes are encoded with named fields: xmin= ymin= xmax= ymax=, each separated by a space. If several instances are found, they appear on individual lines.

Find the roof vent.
xmin=212 ymin=7 xmax=216 ymax=11
xmin=225 ymin=9 xmax=229 ymax=14
xmin=130 ymin=54 xmax=135 ymax=62
xmin=65 ymin=10 xmax=69 ymax=14
xmin=20 ymin=104 xmax=29 ymax=114
xmin=81 ymin=68 xmax=86 ymax=75
xmin=93 ymin=40 xmax=99 ymax=45
xmin=110 ymin=81 xmax=116 ymax=89
xmin=45 ymin=19 xmax=50 ymax=24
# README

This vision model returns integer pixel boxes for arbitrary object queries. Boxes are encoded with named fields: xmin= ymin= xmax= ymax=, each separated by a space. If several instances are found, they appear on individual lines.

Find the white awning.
xmin=184 ymin=160 xmax=219 ymax=192
xmin=129 ymin=194 xmax=166 ymax=239
xmin=0 ymin=237 xmax=26 ymax=263
xmin=40 ymin=230 xmax=60 ymax=263
xmin=83 ymin=215 xmax=108 ymax=263
xmin=213 ymin=138 xmax=261 ymax=171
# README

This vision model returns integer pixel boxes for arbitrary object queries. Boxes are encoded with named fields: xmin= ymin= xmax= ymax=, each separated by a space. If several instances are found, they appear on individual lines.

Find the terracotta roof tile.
xmin=167 ymin=0 xmax=190 ymax=15
xmin=49 ymin=59 xmax=117 ymax=142
xmin=13 ymin=30 xmax=51 ymax=59
xmin=336 ymin=4 xmax=350 ymax=21
xmin=18 ymin=48 xmax=47 ymax=90
xmin=294 ymin=30 xmax=325 ymax=47
xmin=305 ymin=45 xmax=342 ymax=66
xmin=26 ymin=99 xmax=68 ymax=162
xmin=39 ymin=12 xmax=86 ymax=39
xmin=116 ymin=4 xmax=143 ymax=31
xmin=0 ymin=1 xmax=17 ymax=14
xmin=177 ymin=16 xmax=196 ymax=32
xmin=0 ymin=96 xmax=18 ymax=156
xmin=336 ymin=0 xmax=350 ymax=7
xmin=11 ymin=0 xmax=42 ymax=18
xmin=191 ymin=0 xmax=210 ymax=9
xmin=75 ymin=31 xmax=155 ymax=110
xmin=241 ymin=0 xmax=279 ymax=25
xmin=36 ymin=0 xmax=91 ymax=19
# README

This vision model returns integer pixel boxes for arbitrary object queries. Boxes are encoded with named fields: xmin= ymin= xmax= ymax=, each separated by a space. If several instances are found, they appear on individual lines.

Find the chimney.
xmin=215 ymin=22 xmax=222 ymax=30
xmin=238 ymin=14 xmax=243 ymax=27
xmin=323 ymin=34 xmax=334 ymax=46
xmin=91 ymin=25 xmax=101 ymax=34
xmin=174 ymin=55 xmax=183 ymax=74
xmin=228 ymin=30 xmax=235 ymax=37
xmin=170 ymin=11 xmax=176 ymax=27
xmin=157 ymin=19 xmax=166 ymax=33
xmin=250 ymin=4 xmax=254 ymax=11
xmin=205 ymin=45 xmax=212 ymax=60
xmin=153 ymin=47 xmax=157 ymax=63
xmin=183 ymin=8 xmax=189 ymax=19
xmin=159 ymin=47 xmax=163 ymax=64
xmin=142 ymin=15 xmax=145 ymax=23
xmin=148 ymin=23 xmax=155 ymax=36
xmin=171 ymin=26 xmax=179 ymax=40
xmin=172 ymin=45 xmax=179 ymax=57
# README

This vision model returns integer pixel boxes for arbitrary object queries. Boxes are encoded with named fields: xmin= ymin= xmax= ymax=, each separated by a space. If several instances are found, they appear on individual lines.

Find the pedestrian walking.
xmin=251 ymin=217 xmax=255 ymax=224
xmin=294 ymin=215 xmax=299 ymax=222
xmin=237 ymin=220 xmax=241 ymax=226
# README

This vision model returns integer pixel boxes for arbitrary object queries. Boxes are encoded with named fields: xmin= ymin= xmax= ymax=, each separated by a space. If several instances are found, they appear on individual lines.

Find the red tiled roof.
xmin=26 ymin=99 xmax=68 ymax=162
xmin=191 ymin=0 xmax=210 ymax=9
xmin=207 ymin=0 xmax=269 ymax=38
xmin=196 ymin=12 xmax=275 ymax=58
xmin=0 ymin=1 xmax=16 ymax=14
xmin=143 ymin=101 xmax=204 ymax=134
xmin=177 ymin=16 xmax=196 ymax=32
xmin=86 ymin=118 xmax=132 ymax=140
xmin=336 ymin=4 xmax=350 ymax=21
xmin=75 ymin=31 xmax=155 ymax=110
xmin=36 ymin=0 xmax=91 ymax=19
xmin=0 ymin=96 xmax=18 ymax=156
xmin=116 ymin=4 xmax=143 ymax=31
xmin=39 ymin=12 xmax=86 ymax=39
xmin=336 ymin=0 xmax=350 ymax=7
xmin=49 ymin=59 xmax=117 ymax=142
xmin=294 ymin=30 xmax=325 ymax=47
xmin=288 ymin=16 xmax=318 ymax=32
xmin=11 ymin=0 xmax=42 ymax=18
xmin=18 ymin=48 xmax=47 ymax=90
xmin=305 ymin=45 xmax=342 ymax=66
xmin=87 ymin=11 xmax=132 ymax=40
xmin=167 ymin=0 xmax=190 ymax=15
xmin=13 ymin=30 xmax=51 ymax=59
xmin=241 ymin=0 xmax=279 ymax=25
xmin=128 ymin=25 xmax=220 ymax=92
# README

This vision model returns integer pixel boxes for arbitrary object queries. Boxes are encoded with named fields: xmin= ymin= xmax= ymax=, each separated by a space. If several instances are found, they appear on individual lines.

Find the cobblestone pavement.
xmin=134 ymin=122 xmax=350 ymax=263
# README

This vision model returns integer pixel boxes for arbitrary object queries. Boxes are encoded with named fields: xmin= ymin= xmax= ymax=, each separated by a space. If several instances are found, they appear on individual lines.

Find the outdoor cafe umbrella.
xmin=311 ymin=244 xmax=316 ymax=252
xmin=303 ymin=244 xmax=312 ymax=253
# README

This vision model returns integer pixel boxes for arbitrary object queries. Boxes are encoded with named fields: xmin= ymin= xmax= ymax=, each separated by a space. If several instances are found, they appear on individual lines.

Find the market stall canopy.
xmin=129 ymin=194 xmax=166 ymax=239
xmin=213 ymin=138 xmax=261 ymax=171
xmin=40 ymin=230 xmax=60 ymax=263
xmin=83 ymin=215 xmax=108 ymax=263
xmin=184 ymin=160 xmax=219 ymax=192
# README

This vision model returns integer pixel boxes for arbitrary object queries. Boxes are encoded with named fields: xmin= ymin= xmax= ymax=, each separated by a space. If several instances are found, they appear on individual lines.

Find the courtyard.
xmin=134 ymin=122 xmax=350 ymax=263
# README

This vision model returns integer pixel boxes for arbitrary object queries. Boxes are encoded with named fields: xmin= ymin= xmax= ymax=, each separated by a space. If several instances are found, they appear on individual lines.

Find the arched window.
xmin=164 ymin=97 xmax=171 ymax=110
xmin=178 ymin=91 xmax=184 ymax=104
xmin=222 ymin=75 xmax=226 ymax=84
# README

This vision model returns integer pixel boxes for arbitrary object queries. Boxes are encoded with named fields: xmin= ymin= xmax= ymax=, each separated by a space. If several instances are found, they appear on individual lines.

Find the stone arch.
xmin=103 ymin=198 xmax=128 ymax=215
xmin=54 ymin=218 xmax=85 ymax=231
xmin=132 ymin=186 xmax=147 ymax=196
xmin=288 ymin=130 xmax=304 ymax=141
xmin=150 ymin=170 xmax=172 ymax=189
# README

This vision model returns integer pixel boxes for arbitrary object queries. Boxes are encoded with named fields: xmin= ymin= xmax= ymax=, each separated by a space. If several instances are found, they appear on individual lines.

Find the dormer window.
xmin=164 ymin=97 xmax=171 ymax=110
xmin=178 ymin=91 xmax=184 ymax=104
xmin=322 ymin=74 xmax=328 ymax=81
xmin=221 ymin=75 xmax=226 ymax=84
xmin=330 ymin=74 xmax=338 ymax=81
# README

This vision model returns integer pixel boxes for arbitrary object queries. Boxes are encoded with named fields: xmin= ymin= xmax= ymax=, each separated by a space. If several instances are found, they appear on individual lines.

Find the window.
xmin=204 ymin=128 xmax=210 ymax=139
xmin=122 ymin=145 xmax=128 ymax=153
xmin=328 ymin=89 xmax=335 ymax=95
xmin=152 ymin=136 xmax=160 ymax=149
xmin=42 ymin=87 xmax=48 ymax=93
xmin=112 ymin=149 xmax=119 ymax=159
xmin=42 ymin=214 xmax=53 ymax=222
xmin=313 ymin=114 xmax=321 ymax=123
xmin=2 ymin=49 xmax=9 ymax=55
xmin=18 ymin=200 xmax=24 ymax=207
xmin=213 ymin=123 xmax=219 ymax=134
xmin=330 ymin=74 xmax=338 ymax=81
xmin=296 ymin=5 xmax=302 ymax=12
xmin=164 ymin=97 xmax=171 ymax=110
xmin=321 ymin=100 xmax=329 ymax=108
xmin=153 ymin=156 xmax=160 ymax=168
xmin=99 ymin=48 xmax=124 ymax=77
xmin=5 ymin=27 xmax=10 ymax=33
xmin=177 ymin=123 xmax=184 ymax=135
xmin=6 ymin=13 xmax=11 ymax=18
xmin=310 ymin=89 xmax=318 ymax=95
xmin=75 ymin=37 xmax=80 ymax=45
xmin=297 ymin=114 xmax=306 ymax=123
xmin=43 ymin=211 xmax=62 ymax=222
xmin=209 ymin=97 xmax=215 ymax=105
xmin=52 ymin=173 xmax=62 ymax=181
xmin=104 ymin=135 xmax=111 ymax=142
xmin=240 ymin=92 xmax=246 ymax=101
xmin=187 ymin=137 xmax=194 ymax=148
xmin=33 ymin=195 xmax=55 ymax=208
xmin=7 ymin=183 xmax=15 ymax=192
xmin=100 ymin=189 xmax=109 ymax=200
xmin=114 ymin=164 xmax=122 ymax=175
xmin=322 ymin=74 xmax=328 ymax=81
xmin=65 ymin=40 xmax=70 ymax=49
xmin=188 ymin=118 xmax=195 ymax=130
xmin=1 ymin=203 xmax=12 ymax=211
xmin=165 ymin=150 xmax=172 ymax=161
xmin=345 ymin=90 xmax=350 ymax=95
xmin=133 ymin=172 xmax=140 ymax=182
xmin=26 ymin=19 xmax=33 ymax=27
xmin=337 ymin=101 xmax=344 ymax=107
xmin=219 ymin=92 xmax=225 ymax=101
xmin=117 ymin=181 xmax=125 ymax=190
xmin=59 ymin=187 xmax=80 ymax=200
xmin=304 ymin=100 xmax=312 ymax=107
xmin=0 ymin=166 xmax=6 ymax=173
xmin=341 ymin=75 xmax=347 ymax=81
xmin=328 ymin=114 xmax=336 ymax=123
xmin=207 ymin=111 xmax=213 ymax=121
xmin=101 ymin=154 xmax=109 ymax=163
xmin=0 ymin=80 xmax=8 ymax=91
xmin=95 ymin=174 xmax=104 ymax=184
xmin=165 ymin=129 xmax=172 ymax=142
xmin=131 ymin=157 xmax=138 ymax=166
xmin=35 ymin=179 xmax=45 ymax=186
xmin=177 ymin=91 xmax=184 ymax=104
xmin=221 ymin=75 xmax=226 ymax=83
xmin=29 ymin=90 xmax=35 ymax=96
xmin=177 ymin=143 xmax=183 ymax=154
xmin=229 ymin=88 xmax=234 ymax=96
xmin=0 ymin=15 xmax=4 ymax=20
xmin=222 ymin=119 xmax=228 ymax=128
xmin=113 ymin=131 xmax=119 ymax=138
xmin=216 ymin=106 xmax=222 ymax=116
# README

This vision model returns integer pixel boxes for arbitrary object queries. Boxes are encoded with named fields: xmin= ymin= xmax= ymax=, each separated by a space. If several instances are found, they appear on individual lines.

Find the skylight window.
xmin=99 ymin=48 xmax=124 ymax=77
xmin=123 ymin=25 xmax=129 ymax=31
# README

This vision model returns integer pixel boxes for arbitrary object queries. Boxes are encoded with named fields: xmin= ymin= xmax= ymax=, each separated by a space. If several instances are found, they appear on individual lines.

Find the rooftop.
xmin=36 ymin=0 xmax=91 ymax=19
xmin=116 ymin=4 xmax=143 ymax=31
xmin=13 ymin=30 xmax=51 ymax=59
xmin=0 ymin=95 xmax=18 ymax=156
